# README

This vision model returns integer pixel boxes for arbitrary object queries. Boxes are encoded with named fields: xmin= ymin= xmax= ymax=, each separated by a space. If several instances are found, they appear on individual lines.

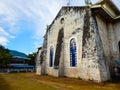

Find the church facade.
xmin=36 ymin=0 xmax=120 ymax=82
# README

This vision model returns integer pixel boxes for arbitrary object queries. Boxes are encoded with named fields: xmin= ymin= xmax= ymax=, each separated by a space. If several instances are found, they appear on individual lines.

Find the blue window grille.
xmin=70 ymin=38 xmax=77 ymax=67
xmin=50 ymin=46 xmax=54 ymax=67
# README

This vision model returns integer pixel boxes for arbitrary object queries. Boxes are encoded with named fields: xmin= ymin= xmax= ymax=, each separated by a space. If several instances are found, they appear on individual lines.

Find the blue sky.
xmin=0 ymin=0 xmax=119 ymax=54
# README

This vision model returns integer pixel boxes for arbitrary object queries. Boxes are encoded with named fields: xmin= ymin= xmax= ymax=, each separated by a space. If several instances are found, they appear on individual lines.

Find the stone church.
xmin=36 ymin=0 xmax=120 ymax=82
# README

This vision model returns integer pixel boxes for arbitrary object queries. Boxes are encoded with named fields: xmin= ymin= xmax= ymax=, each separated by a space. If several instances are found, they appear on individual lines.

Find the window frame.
xmin=118 ymin=41 xmax=120 ymax=52
xmin=49 ymin=46 xmax=54 ymax=67
xmin=70 ymin=38 xmax=77 ymax=67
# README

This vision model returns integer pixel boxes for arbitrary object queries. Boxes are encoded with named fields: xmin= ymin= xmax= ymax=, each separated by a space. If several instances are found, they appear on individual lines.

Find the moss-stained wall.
xmin=81 ymin=9 xmax=110 ymax=82
xmin=45 ymin=7 xmax=86 ymax=77
xmin=37 ymin=6 xmax=112 ymax=82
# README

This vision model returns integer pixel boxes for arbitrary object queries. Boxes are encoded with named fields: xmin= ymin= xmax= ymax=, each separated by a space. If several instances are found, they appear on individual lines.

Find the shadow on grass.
xmin=108 ymin=77 xmax=120 ymax=83
xmin=0 ymin=74 xmax=11 ymax=90
xmin=104 ymin=77 xmax=120 ymax=89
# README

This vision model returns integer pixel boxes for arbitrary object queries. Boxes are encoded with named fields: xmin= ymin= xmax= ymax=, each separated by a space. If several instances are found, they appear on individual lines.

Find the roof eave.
xmin=91 ymin=6 xmax=114 ymax=18
xmin=94 ymin=0 xmax=120 ymax=14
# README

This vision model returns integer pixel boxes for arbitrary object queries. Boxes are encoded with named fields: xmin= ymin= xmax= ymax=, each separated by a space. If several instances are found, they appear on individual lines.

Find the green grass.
xmin=0 ymin=72 xmax=120 ymax=90
xmin=0 ymin=73 xmax=56 ymax=90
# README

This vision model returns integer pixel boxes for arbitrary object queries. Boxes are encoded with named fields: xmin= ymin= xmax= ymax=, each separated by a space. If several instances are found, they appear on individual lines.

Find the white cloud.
xmin=0 ymin=27 xmax=15 ymax=46
xmin=0 ymin=36 xmax=8 ymax=46
xmin=0 ymin=1 xmax=19 ymax=34
xmin=0 ymin=27 xmax=9 ymax=36
xmin=0 ymin=0 xmax=119 ymax=49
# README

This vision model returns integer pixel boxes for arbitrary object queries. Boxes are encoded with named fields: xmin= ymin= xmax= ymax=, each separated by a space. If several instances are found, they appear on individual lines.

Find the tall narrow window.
xmin=118 ymin=41 xmax=120 ymax=52
xmin=50 ymin=46 xmax=54 ymax=67
xmin=70 ymin=38 xmax=77 ymax=67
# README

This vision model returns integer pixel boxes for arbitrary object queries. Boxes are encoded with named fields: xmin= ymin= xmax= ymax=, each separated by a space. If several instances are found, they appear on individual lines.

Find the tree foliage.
xmin=0 ymin=45 xmax=12 ymax=67
xmin=85 ymin=0 xmax=92 ymax=6
xmin=27 ymin=52 xmax=37 ymax=65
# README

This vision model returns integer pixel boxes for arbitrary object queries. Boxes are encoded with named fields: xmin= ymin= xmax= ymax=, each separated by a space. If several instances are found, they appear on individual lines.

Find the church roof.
xmin=91 ymin=0 xmax=120 ymax=21
xmin=95 ymin=0 xmax=119 ymax=12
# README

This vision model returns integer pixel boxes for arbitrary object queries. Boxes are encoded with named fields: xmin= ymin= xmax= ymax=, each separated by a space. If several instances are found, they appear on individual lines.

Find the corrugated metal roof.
xmin=12 ymin=56 xmax=30 ymax=60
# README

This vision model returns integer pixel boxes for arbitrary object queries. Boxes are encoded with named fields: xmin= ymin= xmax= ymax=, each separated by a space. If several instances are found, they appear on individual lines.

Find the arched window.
xmin=60 ymin=18 xmax=64 ymax=24
xmin=70 ymin=38 xmax=77 ymax=67
xmin=118 ymin=41 xmax=120 ymax=52
xmin=50 ymin=46 xmax=54 ymax=67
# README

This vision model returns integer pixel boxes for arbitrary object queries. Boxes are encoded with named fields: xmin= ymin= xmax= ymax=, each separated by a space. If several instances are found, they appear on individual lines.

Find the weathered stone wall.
xmin=107 ymin=23 xmax=119 ymax=76
xmin=96 ymin=17 xmax=110 ymax=58
xmin=36 ymin=48 xmax=42 ymax=75
xmin=113 ymin=21 xmax=120 ymax=57
xmin=111 ymin=21 xmax=120 ymax=75
xmin=95 ymin=16 xmax=111 ymax=78
xmin=45 ymin=7 xmax=86 ymax=77
xmin=62 ymin=7 xmax=85 ymax=78
xmin=93 ymin=16 xmax=110 ymax=81
xmin=81 ymin=12 xmax=100 ymax=81
xmin=80 ymin=11 xmax=110 ymax=82
xmin=96 ymin=16 xmax=120 ymax=76
xmin=36 ymin=33 xmax=48 ymax=75
xmin=40 ymin=7 xmax=110 ymax=82
xmin=35 ymin=0 xmax=120 ymax=82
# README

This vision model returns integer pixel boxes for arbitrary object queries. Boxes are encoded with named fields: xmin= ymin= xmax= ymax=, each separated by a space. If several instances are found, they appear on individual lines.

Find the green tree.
xmin=0 ymin=45 xmax=12 ymax=67
xmin=85 ymin=0 xmax=92 ymax=6
xmin=27 ymin=52 xmax=37 ymax=66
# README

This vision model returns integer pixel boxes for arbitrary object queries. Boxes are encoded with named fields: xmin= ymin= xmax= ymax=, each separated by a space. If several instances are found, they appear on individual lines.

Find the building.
xmin=9 ymin=50 xmax=34 ymax=72
xmin=36 ymin=0 xmax=120 ymax=82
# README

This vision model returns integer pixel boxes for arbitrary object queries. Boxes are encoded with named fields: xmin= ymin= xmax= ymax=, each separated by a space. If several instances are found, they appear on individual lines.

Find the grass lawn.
xmin=0 ymin=72 xmax=120 ymax=90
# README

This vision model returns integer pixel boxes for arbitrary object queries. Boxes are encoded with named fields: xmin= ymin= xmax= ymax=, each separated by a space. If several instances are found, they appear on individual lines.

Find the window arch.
xmin=70 ymin=38 xmax=77 ymax=67
xmin=50 ymin=46 xmax=54 ymax=67
xmin=118 ymin=41 xmax=120 ymax=52
xmin=60 ymin=18 xmax=64 ymax=24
